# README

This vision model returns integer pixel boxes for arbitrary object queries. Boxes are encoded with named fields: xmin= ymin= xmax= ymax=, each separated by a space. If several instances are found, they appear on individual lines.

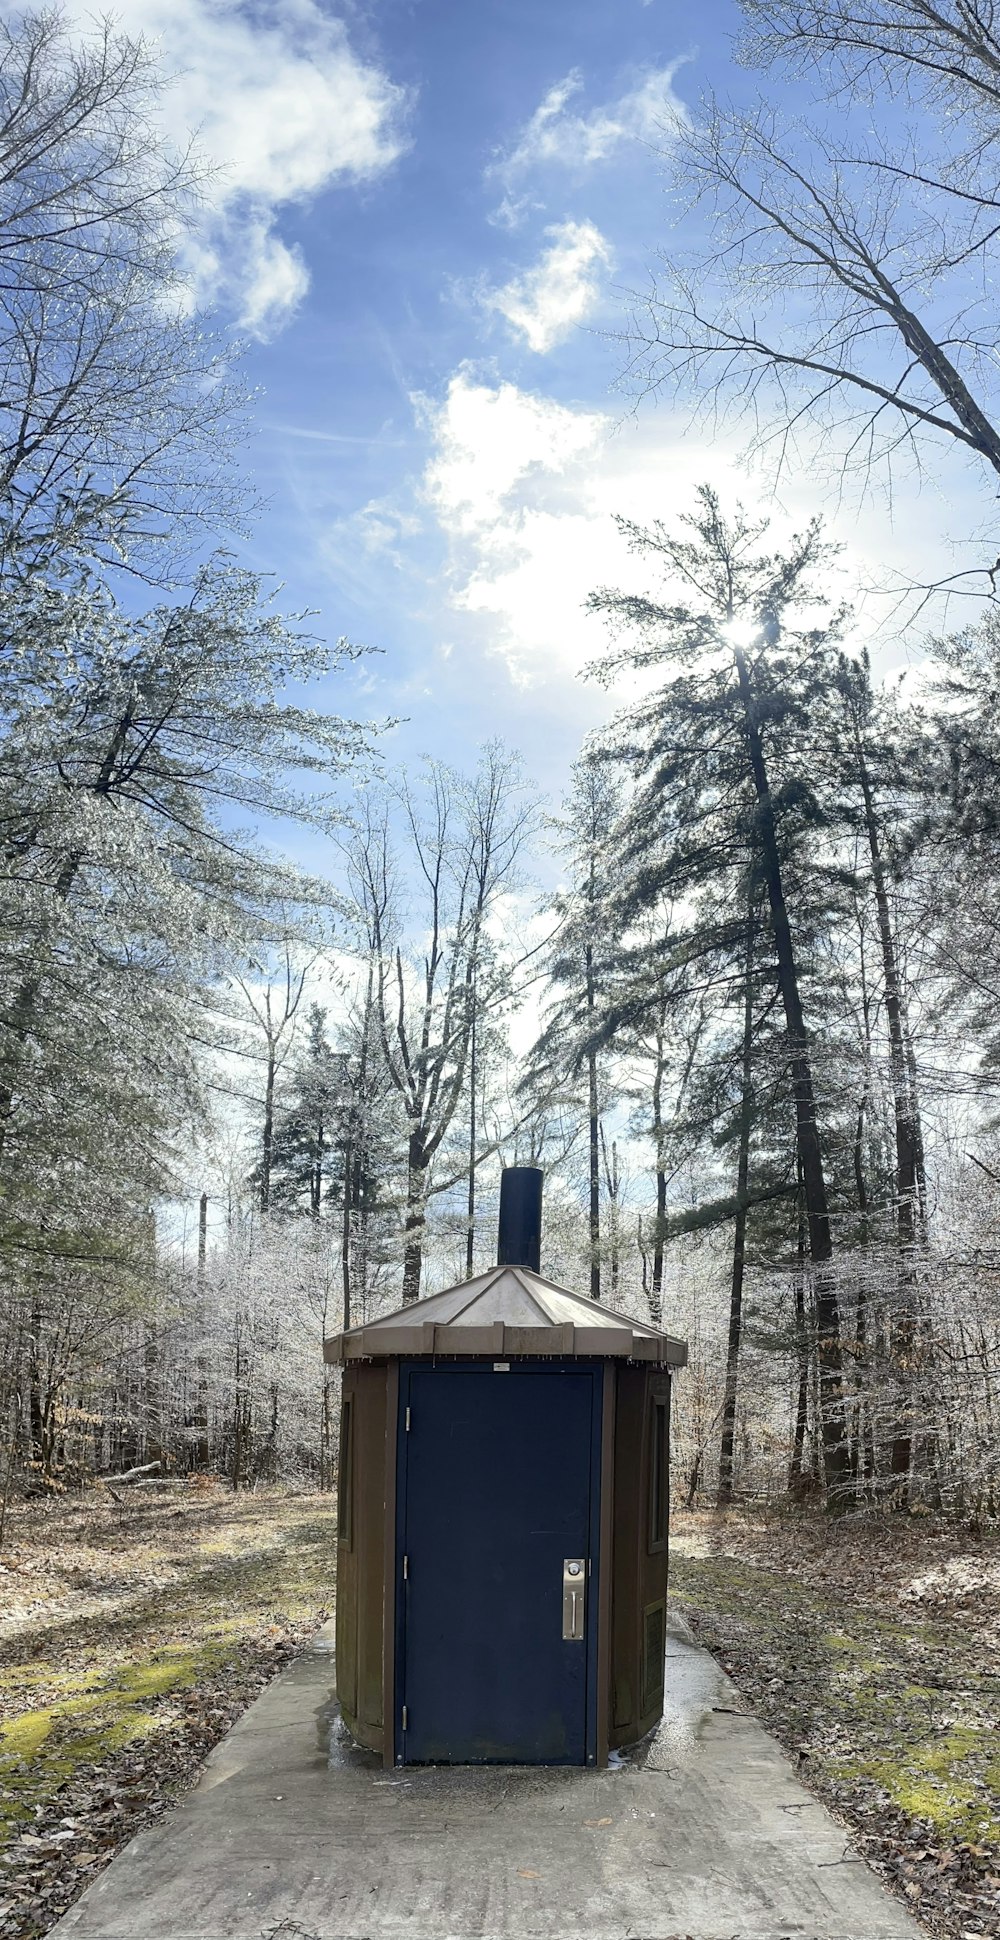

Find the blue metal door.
xmin=395 ymin=1361 xmax=602 ymax=1765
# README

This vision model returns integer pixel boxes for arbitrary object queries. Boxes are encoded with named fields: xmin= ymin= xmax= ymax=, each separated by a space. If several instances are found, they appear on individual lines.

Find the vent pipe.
xmin=497 ymin=1165 xmax=543 ymax=1273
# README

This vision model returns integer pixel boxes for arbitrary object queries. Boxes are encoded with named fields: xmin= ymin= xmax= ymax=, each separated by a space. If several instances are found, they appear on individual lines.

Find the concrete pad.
xmin=50 ymin=1615 xmax=926 ymax=1940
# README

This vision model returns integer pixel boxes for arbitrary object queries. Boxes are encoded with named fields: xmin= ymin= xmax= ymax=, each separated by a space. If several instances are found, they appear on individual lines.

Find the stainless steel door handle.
xmin=562 ymin=1558 xmax=585 ymax=1640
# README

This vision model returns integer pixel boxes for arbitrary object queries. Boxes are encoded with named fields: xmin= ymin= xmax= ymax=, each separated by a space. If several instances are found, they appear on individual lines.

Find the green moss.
xmin=0 ymin=1646 xmax=217 ymax=1848
xmin=837 ymin=1727 xmax=1000 ymax=1839
xmin=673 ymin=1540 xmax=1000 ymax=1866
xmin=0 ymin=1497 xmax=333 ymax=1857
xmin=116 ymin=1649 xmax=200 ymax=1699
xmin=0 ymin=1663 xmax=102 ymax=1698
xmin=0 ymin=1711 xmax=52 ymax=1758
xmin=822 ymin=1631 xmax=861 ymax=1654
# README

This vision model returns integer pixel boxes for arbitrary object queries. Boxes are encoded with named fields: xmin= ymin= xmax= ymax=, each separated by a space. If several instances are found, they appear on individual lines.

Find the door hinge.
xmin=401 ymin=1704 xmax=408 ymax=1731
xmin=403 ymin=1553 xmax=409 ymax=1580
xmin=405 ymin=1405 xmax=411 ymax=1431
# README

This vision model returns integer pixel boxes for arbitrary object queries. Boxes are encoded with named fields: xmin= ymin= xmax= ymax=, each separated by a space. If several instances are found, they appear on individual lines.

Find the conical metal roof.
xmin=323 ymin=1264 xmax=687 ymax=1366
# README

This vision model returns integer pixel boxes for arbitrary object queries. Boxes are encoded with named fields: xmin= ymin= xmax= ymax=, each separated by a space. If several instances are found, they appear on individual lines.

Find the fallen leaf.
xmin=516 ymin=1869 xmax=541 ymax=1879
xmin=583 ymin=1816 xmax=613 ymax=1827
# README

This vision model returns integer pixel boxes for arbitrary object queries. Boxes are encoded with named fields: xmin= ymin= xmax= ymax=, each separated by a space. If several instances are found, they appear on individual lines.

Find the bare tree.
xmin=0 ymin=8 xmax=249 ymax=580
xmin=235 ymin=940 xmax=312 ymax=1213
xmin=627 ymin=6 xmax=1000 ymax=515
xmin=742 ymin=0 xmax=1000 ymax=117
xmin=458 ymin=744 xmax=537 ymax=1275
xmin=347 ymin=752 xmax=530 ymax=1302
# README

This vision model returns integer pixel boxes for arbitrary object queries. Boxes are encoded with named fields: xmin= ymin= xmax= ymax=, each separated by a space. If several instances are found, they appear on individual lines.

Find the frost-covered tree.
xmin=0 ymin=8 xmax=249 ymax=580
xmin=0 ymin=561 xmax=376 ymax=1277
xmin=346 ymin=750 xmax=533 ymax=1302
xmin=587 ymin=486 xmax=855 ymax=1496
xmin=524 ymin=756 xmax=624 ymax=1301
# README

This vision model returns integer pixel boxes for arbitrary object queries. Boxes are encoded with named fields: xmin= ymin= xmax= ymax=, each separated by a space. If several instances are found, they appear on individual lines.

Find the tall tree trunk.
xmin=718 ymin=904 xmax=754 ymax=1505
xmin=341 ymin=1142 xmax=353 ymax=1333
xmin=609 ymin=1143 xmax=620 ymax=1304
xmin=855 ymin=729 xmax=924 ymax=1247
xmin=310 ymin=1110 xmax=324 ymax=1217
xmin=650 ymin=1018 xmax=667 ymax=1326
xmin=585 ymin=939 xmax=601 ymax=1301
xmin=600 ymin=1129 xmax=621 ymax=1306
xmin=466 ymin=1001 xmax=477 ymax=1279
xmin=351 ymin=1146 xmax=366 ymax=1312
xmin=27 ymin=1303 xmax=44 ymax=1465
xmin=790 ymin=1306 xmax=810 ymax=1490
xmin=852 ymin=1104 xmax=877 ymax=1492
xmin=852 ymin=721 xmax=927 ymax=1494
xmin=321 ymin=1374 xmax=334 ymax=1492
xmin=349 ymin=955 xmax=375 ymax=1323
xmin=195 ymin=1192 xmax=209 ymax=1470
xmin=260 ymin=1035 xmax=276 ymax=1214
xmin=231 ymin=1323 xmax=244 ymax=1492
xmin=402 ymin=1133 xmax=427 ymax=1303
xmin=733 ymin=644 xmax=849 ymax=1500
xmin=144 ymin=1322 xmax=162 ymax=1470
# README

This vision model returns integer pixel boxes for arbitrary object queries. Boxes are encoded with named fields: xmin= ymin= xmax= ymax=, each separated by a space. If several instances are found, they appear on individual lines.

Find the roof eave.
xmin=323 ymin=1326 xmax=688 ymax=1368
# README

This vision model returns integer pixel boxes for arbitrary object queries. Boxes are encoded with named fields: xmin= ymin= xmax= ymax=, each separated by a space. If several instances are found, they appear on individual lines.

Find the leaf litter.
xmin=670 ymin=1505 xmax=1000 ymax=1940
xmin=0 ymin=1482 xmax=333 ymax=1939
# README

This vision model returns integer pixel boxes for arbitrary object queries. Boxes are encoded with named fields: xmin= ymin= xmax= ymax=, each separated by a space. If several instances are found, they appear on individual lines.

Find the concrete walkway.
xmin=51 ymin=1615 xmax=926 ymax=1940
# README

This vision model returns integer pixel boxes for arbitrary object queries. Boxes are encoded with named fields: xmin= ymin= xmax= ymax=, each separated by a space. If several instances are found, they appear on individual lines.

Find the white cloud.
xmin=68 ymin=0 xmax=407 ymax=335
xmin=183 ymin=211 xmax=311 ymax=339
xmin=485 ymin=220 xmax=613 ymax=353
xmin=420 ymin=370 xmax=605 ymax=542
xmin=419 ymin=370 xmax=728 ymax=685
xmin=490 ymin=65 xmax=685 ymax=195
xmin=145 ymin=0 xmax=405 ymax=202
xmin=418 ymin=371 xmax=970 ymax=693
xmin=232 ymin=221 xmax=310 ymax=340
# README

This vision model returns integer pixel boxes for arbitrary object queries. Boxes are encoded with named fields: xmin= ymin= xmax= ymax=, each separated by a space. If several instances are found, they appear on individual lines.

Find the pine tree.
xmin=525 ymin=756 xmax=624 ymax=1300
xmin=588 ymin=485 xmax=854 ymax=1497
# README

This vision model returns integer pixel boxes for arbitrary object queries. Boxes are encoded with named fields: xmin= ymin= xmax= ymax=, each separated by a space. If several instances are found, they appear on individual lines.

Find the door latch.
xmin=562 ymin=1558 xmax=586 ymax=1640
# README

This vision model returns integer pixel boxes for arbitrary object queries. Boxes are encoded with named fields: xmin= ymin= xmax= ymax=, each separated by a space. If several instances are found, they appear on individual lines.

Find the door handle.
xmin=562 ymin=1558 xmax=585 ymax=1640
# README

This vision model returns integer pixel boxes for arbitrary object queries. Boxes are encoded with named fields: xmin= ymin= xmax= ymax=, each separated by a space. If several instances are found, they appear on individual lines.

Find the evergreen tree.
xmin=525 ymin=756 xmax=623 ymax=1300
xmin=270 ymin=1005 xmax=350 ymax=1219
xmin=588 ymin=485 xmax=854 ymax=1496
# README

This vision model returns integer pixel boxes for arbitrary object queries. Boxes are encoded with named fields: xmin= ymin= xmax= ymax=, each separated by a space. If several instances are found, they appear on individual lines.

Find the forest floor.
xmin=671 ymin=1504 xmax=1000 ymax=1940
xmin=2 ymin=1487 xmax=997 ymax=1940
xmin=0 ymin=1480 xmax=334 ymax=1939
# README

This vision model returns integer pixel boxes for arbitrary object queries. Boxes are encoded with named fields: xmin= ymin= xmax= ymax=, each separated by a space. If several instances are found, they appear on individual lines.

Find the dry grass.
xmin=0 ymin=1481 xmax=335 ymax=1938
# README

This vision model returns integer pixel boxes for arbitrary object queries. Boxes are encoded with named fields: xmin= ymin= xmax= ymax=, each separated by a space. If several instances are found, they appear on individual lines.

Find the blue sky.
xmin=83 ymin=1 xmax=994 ymax=821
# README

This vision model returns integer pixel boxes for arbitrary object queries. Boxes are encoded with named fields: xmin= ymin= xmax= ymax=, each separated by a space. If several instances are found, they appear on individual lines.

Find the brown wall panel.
xmin=609 ymin=1366 xmax=672 ymax=1749
xmin=358 ymin=1363 xmax=388 ymax=1734
xmin=334 ymin=1365 xmax=358 ymax=1725
xmin=335 ymin=1362 xmax=389 ymax=1752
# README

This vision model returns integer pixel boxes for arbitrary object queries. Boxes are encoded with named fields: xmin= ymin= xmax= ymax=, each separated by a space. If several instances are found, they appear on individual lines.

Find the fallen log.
xmin=101 ymin=1461 xmax=162 ymax=1487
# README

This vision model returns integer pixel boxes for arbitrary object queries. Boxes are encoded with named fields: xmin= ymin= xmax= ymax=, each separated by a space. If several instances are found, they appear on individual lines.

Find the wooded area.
xmin=4 ymin=6 xmax=1000 ymax=1937
xmin=2 ymin=5 xmax=1000 ymax=1528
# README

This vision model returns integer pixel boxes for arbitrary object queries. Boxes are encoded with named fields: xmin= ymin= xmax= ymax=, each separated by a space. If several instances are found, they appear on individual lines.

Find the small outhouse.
xmin=324 ymin=1167 xmax=686 ymax=1768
